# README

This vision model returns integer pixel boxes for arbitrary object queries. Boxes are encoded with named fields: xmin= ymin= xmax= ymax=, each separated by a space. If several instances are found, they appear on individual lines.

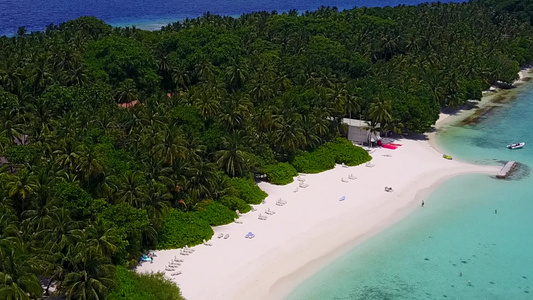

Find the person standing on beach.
xmin=421 ymin=201 xmax=425 ymax=207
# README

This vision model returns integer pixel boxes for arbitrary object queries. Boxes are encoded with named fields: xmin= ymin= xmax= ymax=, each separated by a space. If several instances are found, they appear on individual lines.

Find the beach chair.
xmin=258 ymin=213 xmax=267 ymax=220
xmin=262 ymin=199 xmax=267 ymax=204
xmin=265 ymin=208 xmax=276 ymax=215
xmin=224 ymin=234 xmax=230 ymax=239
xmin=234 ymin=220 xmax=243 ymax=224
xmin=366 ymin=162 xmax=375 ymax=168
xmin=299 ymin=183 xmax=309 ymax=188
xmin=342 ymin=163 xmax=348 ymax=168
xmin=171 ymin=271 xmax=182 ymax=276
xmin=245 ymin=232 xmax=255 ymax=239
xmin=251 ymin=207 xmax=257 ymax=212
xmin=339 ymin=196 xmax=346 ymax=201
xmin=341 ymin=177 xmax=348 ymax=183
xmin=218 ymin=233 xmax=224 ymax=239
xmin=294 ymin=187 xmax=299 ymax=193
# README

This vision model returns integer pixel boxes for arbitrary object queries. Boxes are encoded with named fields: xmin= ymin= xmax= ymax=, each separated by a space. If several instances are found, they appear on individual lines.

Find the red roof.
xmin=118 ymin=100 xmax=140 ymax=109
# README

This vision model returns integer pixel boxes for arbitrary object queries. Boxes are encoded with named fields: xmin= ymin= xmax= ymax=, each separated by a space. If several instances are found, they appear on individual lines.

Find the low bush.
xmin=291 ymin=147 xmax=335 ymax=173
xmin=291 ymin=138 xmax=371 ymax=173
xmin=261 ymin=162 xmax=298 ymax=185
xmin=229 ymin=177 xmax=267 ymax=204
xmin=158 ymin=210 xmax=213 ymax=249
xmin=218 ymin=195 xmax=251 ymax=213
xmin=326 ymin=138 xmax=372 ymax=166
xmin=194 ymin=200 xmax=237 ymax=226
xmin=108 ymin=266 xmax=185 ymax=300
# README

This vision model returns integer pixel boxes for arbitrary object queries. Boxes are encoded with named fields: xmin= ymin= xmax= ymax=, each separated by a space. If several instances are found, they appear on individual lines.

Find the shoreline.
xmin=137 ymin=137 xmax=500 ymax=300
xmin=136 ymin=71 xmax=532 ymax=300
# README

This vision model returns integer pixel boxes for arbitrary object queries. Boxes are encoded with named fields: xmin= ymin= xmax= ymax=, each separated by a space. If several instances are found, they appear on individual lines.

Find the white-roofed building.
xmin=341 ymin=118 xmax=381 ymax=145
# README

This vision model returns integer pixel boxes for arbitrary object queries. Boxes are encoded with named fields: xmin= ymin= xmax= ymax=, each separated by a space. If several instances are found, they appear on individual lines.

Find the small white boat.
xmin=507 ymin=142 xmax=525 ymax=149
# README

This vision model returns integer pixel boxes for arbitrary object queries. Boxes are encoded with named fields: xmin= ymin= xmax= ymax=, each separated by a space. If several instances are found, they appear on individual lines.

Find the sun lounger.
xmin=258 ymin=213 xmax=267 ymax=220
xmin=294 ymin=187 xmax=299 ymax=193
xmin=251 ymin=207 xmax=257 ymax=212
xmin=342 ymin=163 xmax=348 ymax=168
xmin=299 ymin=183 xmax=309 ymax=188
xmin=297 ymin=176 xmax=306 ymax=182
xmin=218 ymin=233 xmax=223 ymax=238
xmin=265 ymin=208 xmax=276 ymax=215
xmin=245 ymin=232 xmax=255 ymax=239
xmin=339 ymin=196 xmax=346 ymax=201
xmin=348 ymin=174 xmax=357 ymax=180
xmin=366 ymin=162 xmax=375 ymax=168
xmin=171 ymin=271 xmax=182 ymax=276
xmin=235 ymin=220 xmax=243 ymax=224
xmin=224 ymin=234 xmax=230 ymax=239
xmin=341 ymin=177 xmax=348 ymax=183
xmin=262 ymin=199 xmax=267 ymax=204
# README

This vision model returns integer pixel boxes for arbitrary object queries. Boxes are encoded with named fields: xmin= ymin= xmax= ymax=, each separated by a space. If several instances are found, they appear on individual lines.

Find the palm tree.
xmin=225 ymin=62 xmax=247 ymax=91
xmin=78 ymin=219 xmax=122 ymax=258
xmin=216 ymin=134 xmax=252 ymax=177
xmin=152 ymin=128 xmax=187 ymax=166
xmin=61 ymin=247 xmax=115 ymax=300
xmin=368 ymin=98 xmax=393 ymax=127
xmin=275 ymin=113 xmax=305 ymax=154
xmin=114 ymin=171 xmax=147 ymax=208
xmin=4 ymin=170 xmax=39 ymax=214
xmin=114 ymin=79 xmax=138 ymax=104
xmin=0 ymin=238 xmax=43 ymax=300
xmin=75 ymin=146 xmax=105 ymax=188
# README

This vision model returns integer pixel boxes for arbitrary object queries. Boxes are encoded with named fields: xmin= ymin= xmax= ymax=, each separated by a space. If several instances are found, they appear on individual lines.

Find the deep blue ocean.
xmin=0 ymin=0 xmax=464 ymax=36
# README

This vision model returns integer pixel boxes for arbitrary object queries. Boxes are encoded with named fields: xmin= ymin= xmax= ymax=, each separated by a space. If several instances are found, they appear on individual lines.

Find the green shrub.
xmin=229 ymin=177 xmax=267 ymax=204
xmin=261 ymin=162 xmax=298 ymax=185
xmin=158 ymin=210 xmax=213 ymax=249
xmin=108 ymin=266 xmax=185 ymax=300
xmin=290 ymin=138 xmax=371 ymax=173
xmin=194 ymin=200 xmax=237 ymax=226
xmin=326 ymin=138 xmax=372 ymax=166
xmin=55 ymin=182 xmax=94 ymax=220
xmin=291 ymin=147 xmax=335 ymax=173
xmin=218 ymin=195 xmax=251 ymax=213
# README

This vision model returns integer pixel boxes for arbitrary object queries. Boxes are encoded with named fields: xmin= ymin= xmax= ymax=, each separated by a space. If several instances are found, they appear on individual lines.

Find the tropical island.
xmin=0 ymin=0 xmax=532 ymax=299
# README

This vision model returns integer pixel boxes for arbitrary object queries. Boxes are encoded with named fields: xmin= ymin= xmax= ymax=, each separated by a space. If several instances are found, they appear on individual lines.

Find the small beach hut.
xmin=341 ymin=118 xmax=381 ymax=145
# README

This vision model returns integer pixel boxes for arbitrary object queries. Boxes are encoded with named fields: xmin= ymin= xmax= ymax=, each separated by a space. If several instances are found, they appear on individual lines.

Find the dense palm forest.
xmin=1 ymin=0 xmax=533 ymax=299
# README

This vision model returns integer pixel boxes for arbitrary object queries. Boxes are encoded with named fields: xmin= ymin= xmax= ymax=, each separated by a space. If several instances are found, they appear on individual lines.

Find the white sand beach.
xmin=137 ymin=129 xmax=501 ymax=299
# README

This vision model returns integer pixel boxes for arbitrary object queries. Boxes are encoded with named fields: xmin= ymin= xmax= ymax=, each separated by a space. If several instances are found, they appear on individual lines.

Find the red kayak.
xmin=382 ymin=144 xmax=397 ymax=150
xmin=390 ymin=143 xmax=402 ymax=147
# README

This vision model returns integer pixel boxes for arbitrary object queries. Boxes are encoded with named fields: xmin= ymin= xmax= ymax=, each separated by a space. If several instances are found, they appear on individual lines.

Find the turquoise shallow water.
xmin=286 ymin=87 xmax=533 ymax=300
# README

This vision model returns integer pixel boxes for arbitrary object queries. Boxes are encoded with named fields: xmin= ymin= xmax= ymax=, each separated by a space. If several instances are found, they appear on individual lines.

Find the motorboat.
xmin=507 ymin=142 xmax=525 ymax=149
